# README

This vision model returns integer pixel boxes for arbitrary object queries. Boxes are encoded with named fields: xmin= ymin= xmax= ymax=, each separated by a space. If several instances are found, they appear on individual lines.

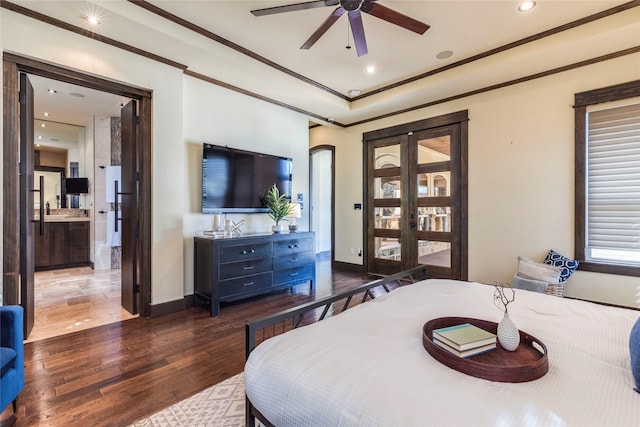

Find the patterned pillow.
xmin=543 ymin=249 xmax=579 ymax=283
xmin=631 ymin=316 xmax=640 ymax=394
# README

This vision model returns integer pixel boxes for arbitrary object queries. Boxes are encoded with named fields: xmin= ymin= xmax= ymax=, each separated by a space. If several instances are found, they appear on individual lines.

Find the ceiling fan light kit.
xmin=251 ymin=0 xmax=430 ymax=57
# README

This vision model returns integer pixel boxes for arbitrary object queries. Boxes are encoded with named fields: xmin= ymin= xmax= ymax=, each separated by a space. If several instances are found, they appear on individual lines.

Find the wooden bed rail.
xmin=245 ymin=265 xmax=428 ymax=359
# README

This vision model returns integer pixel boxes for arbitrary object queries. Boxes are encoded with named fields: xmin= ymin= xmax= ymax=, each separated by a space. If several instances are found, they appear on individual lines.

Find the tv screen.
xmin=202 ymin=144 xmax=292 ymax=214
xmin=65 ymin=178 xmax=89 ymax=194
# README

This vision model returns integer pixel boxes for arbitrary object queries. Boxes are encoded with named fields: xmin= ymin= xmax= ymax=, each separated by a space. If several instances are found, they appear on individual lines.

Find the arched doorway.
xmin=309 ymin=145 xmax=335 ymax=264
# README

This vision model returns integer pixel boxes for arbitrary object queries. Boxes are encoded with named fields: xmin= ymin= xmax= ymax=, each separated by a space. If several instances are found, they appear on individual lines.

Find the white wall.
xmin=181 ymin=75 xmax=310 ymax=295
xmin=1 ymin=9 xmax=310 ymax=307
xmin=2 ymin=11 xmax=185 ymax=306
xmin=311 ymin=53 xmax=640 ymax=309
xmin=1 ymin=8 xmax=637 ymax=310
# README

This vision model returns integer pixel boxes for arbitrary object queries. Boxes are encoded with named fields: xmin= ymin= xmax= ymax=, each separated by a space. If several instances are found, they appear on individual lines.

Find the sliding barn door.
xmin=120 ymin=100 xmax=139 ymax=314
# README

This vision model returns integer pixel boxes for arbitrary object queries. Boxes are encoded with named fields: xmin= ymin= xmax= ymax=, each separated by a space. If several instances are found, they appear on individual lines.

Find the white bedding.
xmin=245 ymin=279 xmax=640 ymax=426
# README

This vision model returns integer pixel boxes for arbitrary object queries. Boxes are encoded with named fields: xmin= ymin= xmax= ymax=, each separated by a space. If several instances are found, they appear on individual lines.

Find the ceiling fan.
xmin=251 ymin=0 xmax=430 ymax=57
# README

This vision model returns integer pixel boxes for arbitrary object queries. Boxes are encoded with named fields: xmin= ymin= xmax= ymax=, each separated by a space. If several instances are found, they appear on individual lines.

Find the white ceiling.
xmin=11 ymin=0 xmax=639 ymax=129
xmin=29 ymin=74 xmax=125 ymax=151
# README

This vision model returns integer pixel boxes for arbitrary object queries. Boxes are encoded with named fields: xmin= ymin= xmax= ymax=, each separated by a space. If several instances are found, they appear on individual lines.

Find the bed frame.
xmin=244 ymin=265 xmax=428 ymax=427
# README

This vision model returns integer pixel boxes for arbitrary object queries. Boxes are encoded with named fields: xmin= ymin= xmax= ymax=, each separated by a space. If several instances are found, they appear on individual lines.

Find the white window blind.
xmin=586 ymin=102 xmax=640 ymax=264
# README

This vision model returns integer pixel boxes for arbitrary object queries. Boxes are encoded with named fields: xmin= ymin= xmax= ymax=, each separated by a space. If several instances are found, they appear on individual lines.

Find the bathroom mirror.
xmin=34 ymin=166 xmax=67 ymax=210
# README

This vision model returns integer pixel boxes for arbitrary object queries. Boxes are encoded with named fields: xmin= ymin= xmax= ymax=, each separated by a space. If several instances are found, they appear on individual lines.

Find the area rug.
xmin=130 ymin=373 xmax=245 ymax=427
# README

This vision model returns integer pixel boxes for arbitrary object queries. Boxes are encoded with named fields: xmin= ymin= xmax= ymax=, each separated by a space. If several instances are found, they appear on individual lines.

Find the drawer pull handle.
xmin=287 ymin=244 xmax=299 ymax=249
xmin=242 ymin=282 xmax=254 ymax=287
xmin=241 ymin=249 xmax=255 ymax=255
xmin=243 ymin=266 xmax=254 ymax=270
xmin=289 ymin=259 xmax=297 ymax=263
xmin=289 ymin=272 xmax=299 ymax=277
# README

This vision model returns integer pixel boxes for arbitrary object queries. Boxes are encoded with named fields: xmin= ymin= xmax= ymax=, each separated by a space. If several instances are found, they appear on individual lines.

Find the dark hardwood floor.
xmin=0 ymin=257 xmax=367 ymax=427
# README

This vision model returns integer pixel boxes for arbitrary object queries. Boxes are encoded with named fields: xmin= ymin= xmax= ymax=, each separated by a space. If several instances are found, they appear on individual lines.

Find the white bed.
xmin=245 ymin=278 xmax=640 ymax=426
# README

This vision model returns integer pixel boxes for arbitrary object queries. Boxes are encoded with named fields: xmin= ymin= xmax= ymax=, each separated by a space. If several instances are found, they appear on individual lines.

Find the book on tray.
xmin=432 ymin=323 xmax=496 ymax=351
xmin=433 ymin=338 xmax=497 ymax=358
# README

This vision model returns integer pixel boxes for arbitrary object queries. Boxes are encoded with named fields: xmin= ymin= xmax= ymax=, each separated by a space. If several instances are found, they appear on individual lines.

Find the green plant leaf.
xmin=263 ymin=184 xmax=292 ymax=225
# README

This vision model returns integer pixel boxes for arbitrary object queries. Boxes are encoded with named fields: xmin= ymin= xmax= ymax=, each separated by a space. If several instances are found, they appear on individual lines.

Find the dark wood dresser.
xmin=194 ymin=231 xmax=315 ymax=316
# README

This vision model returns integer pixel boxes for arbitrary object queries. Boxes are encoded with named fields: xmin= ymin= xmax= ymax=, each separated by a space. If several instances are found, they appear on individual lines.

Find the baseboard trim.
xmin=332 ymin=261 xmax=363 ymax=273
xmin=148 ymin=295 xmax=193 ymax=317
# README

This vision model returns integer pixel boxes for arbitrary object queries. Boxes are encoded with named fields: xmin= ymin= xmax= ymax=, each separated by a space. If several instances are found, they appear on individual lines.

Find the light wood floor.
xmin=27 ymin=267 xmax=138 ymax=343
xmin=0 ymin=258 xmax=368 ymax=426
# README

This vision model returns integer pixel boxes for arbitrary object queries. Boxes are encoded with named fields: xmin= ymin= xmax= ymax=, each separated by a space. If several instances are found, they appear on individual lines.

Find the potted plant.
xmin=263 ymin=184 xmax=292 ymax=233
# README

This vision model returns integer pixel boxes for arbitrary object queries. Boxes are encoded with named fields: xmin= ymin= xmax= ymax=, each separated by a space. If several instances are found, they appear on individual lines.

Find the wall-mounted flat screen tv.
xmin=202 ymin=144 xmax=292 ymax=214
xmin=65 ymin=177 xmax=89 ymax=194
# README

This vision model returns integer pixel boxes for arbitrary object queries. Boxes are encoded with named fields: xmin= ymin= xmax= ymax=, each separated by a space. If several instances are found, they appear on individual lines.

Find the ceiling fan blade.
xmin=362 ymin=2 xmax=430 ymax=34
xmin=251 ymin=0 xmax=338 ymax=17
xmin=301 ymin=7 xmax=345 ymax=50
xmin=348 ymin=10 xmax=368 ymax=57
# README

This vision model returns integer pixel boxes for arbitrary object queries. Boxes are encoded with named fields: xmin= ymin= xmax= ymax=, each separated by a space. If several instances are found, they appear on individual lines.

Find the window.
xmin=575 ymin=81 xmax=640 ymax=277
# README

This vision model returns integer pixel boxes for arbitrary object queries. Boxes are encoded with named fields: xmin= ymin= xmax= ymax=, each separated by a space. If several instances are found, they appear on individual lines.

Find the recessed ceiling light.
xmin=47 ymin=89 xmax=57 ymax=94
xmin=436 ymin=50 xmax=454 ymax=60
xmin=40 ymin=123 xmax=46 ymax=128
xmin=349 ymin=89 xmax=361 ymax=97
xmin=366 ymin=66 xmax=376 ymax=74
xmin=518 ymin=1 xmax=536 ymax=12
xmin=38 ymin=136 xmax=44 ymax=140
xmin=86 ymin=15 xmax=100 ymax=26
xmin=43 ymin=112 xmax=50 ymax=117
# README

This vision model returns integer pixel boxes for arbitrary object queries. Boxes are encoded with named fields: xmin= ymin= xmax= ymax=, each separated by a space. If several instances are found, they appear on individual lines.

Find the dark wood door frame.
xmin=2 ymin=53 xmax=152 ymax=317
xmin=309 ymin=145 xmax=335 ymax=264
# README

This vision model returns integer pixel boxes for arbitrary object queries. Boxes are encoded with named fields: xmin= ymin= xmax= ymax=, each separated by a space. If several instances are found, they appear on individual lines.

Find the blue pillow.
xmin=631 ymin=316 xmax=640 ymax=394
xmin=543 ymin=249 xmax=579 ymax=283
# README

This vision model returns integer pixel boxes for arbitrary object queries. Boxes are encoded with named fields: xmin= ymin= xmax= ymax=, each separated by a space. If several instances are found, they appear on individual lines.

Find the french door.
xmin=363 ymin=111 xmax=468 ymax=280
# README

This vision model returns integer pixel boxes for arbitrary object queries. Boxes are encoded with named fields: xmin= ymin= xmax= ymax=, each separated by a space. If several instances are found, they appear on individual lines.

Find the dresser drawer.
xmin=273 ymin=265 xmax=313 ymax=287
xmin=219 ymin=272 xmax=273 ymax=298
xmin=273 ymin=250 xmax=314 ymax=271
xmin=219 ymin=257 xmax=273 ymax=281
xmin=218 ymin=241 xmax=272 ymax=263
xmin=273 ymin=236 xmax=313 ymax=255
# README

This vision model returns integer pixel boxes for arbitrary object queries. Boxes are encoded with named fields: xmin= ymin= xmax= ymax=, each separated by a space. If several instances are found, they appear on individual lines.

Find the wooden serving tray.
xmin=423 ymin=317 xmax=548 ymax=383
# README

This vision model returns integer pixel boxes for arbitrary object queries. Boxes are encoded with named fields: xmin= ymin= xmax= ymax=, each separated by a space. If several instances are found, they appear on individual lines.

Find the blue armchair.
xmin=0 ymin=305 xmax=24 ymax=416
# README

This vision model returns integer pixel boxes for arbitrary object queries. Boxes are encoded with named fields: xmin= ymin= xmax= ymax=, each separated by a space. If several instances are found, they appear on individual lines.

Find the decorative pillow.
xmin=631 ymin=316 xmax=640 ymax=394
xmin=517 ymin=256 xmax=562 ymax=283
xmin=512 ymin=274 xmax=548 ymax=293
xmin=544 ymin=249 xmax=579 ymax=283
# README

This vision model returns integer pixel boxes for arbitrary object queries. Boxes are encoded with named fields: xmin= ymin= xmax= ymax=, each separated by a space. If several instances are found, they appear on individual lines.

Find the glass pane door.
xmin=364 ymin=111 xmax=468 ymax=280
xmin=412 ymin=131 xmax=456 ymax=277
xmin=367 ymin=137 xmax=405 ymax=275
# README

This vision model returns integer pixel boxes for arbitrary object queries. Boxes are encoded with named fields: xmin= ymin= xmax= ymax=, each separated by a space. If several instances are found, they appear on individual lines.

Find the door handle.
xmin=33 ymin=175 xmax=44 ymax=236
xmin=114 ymin=180 xmax=122 ymax=233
